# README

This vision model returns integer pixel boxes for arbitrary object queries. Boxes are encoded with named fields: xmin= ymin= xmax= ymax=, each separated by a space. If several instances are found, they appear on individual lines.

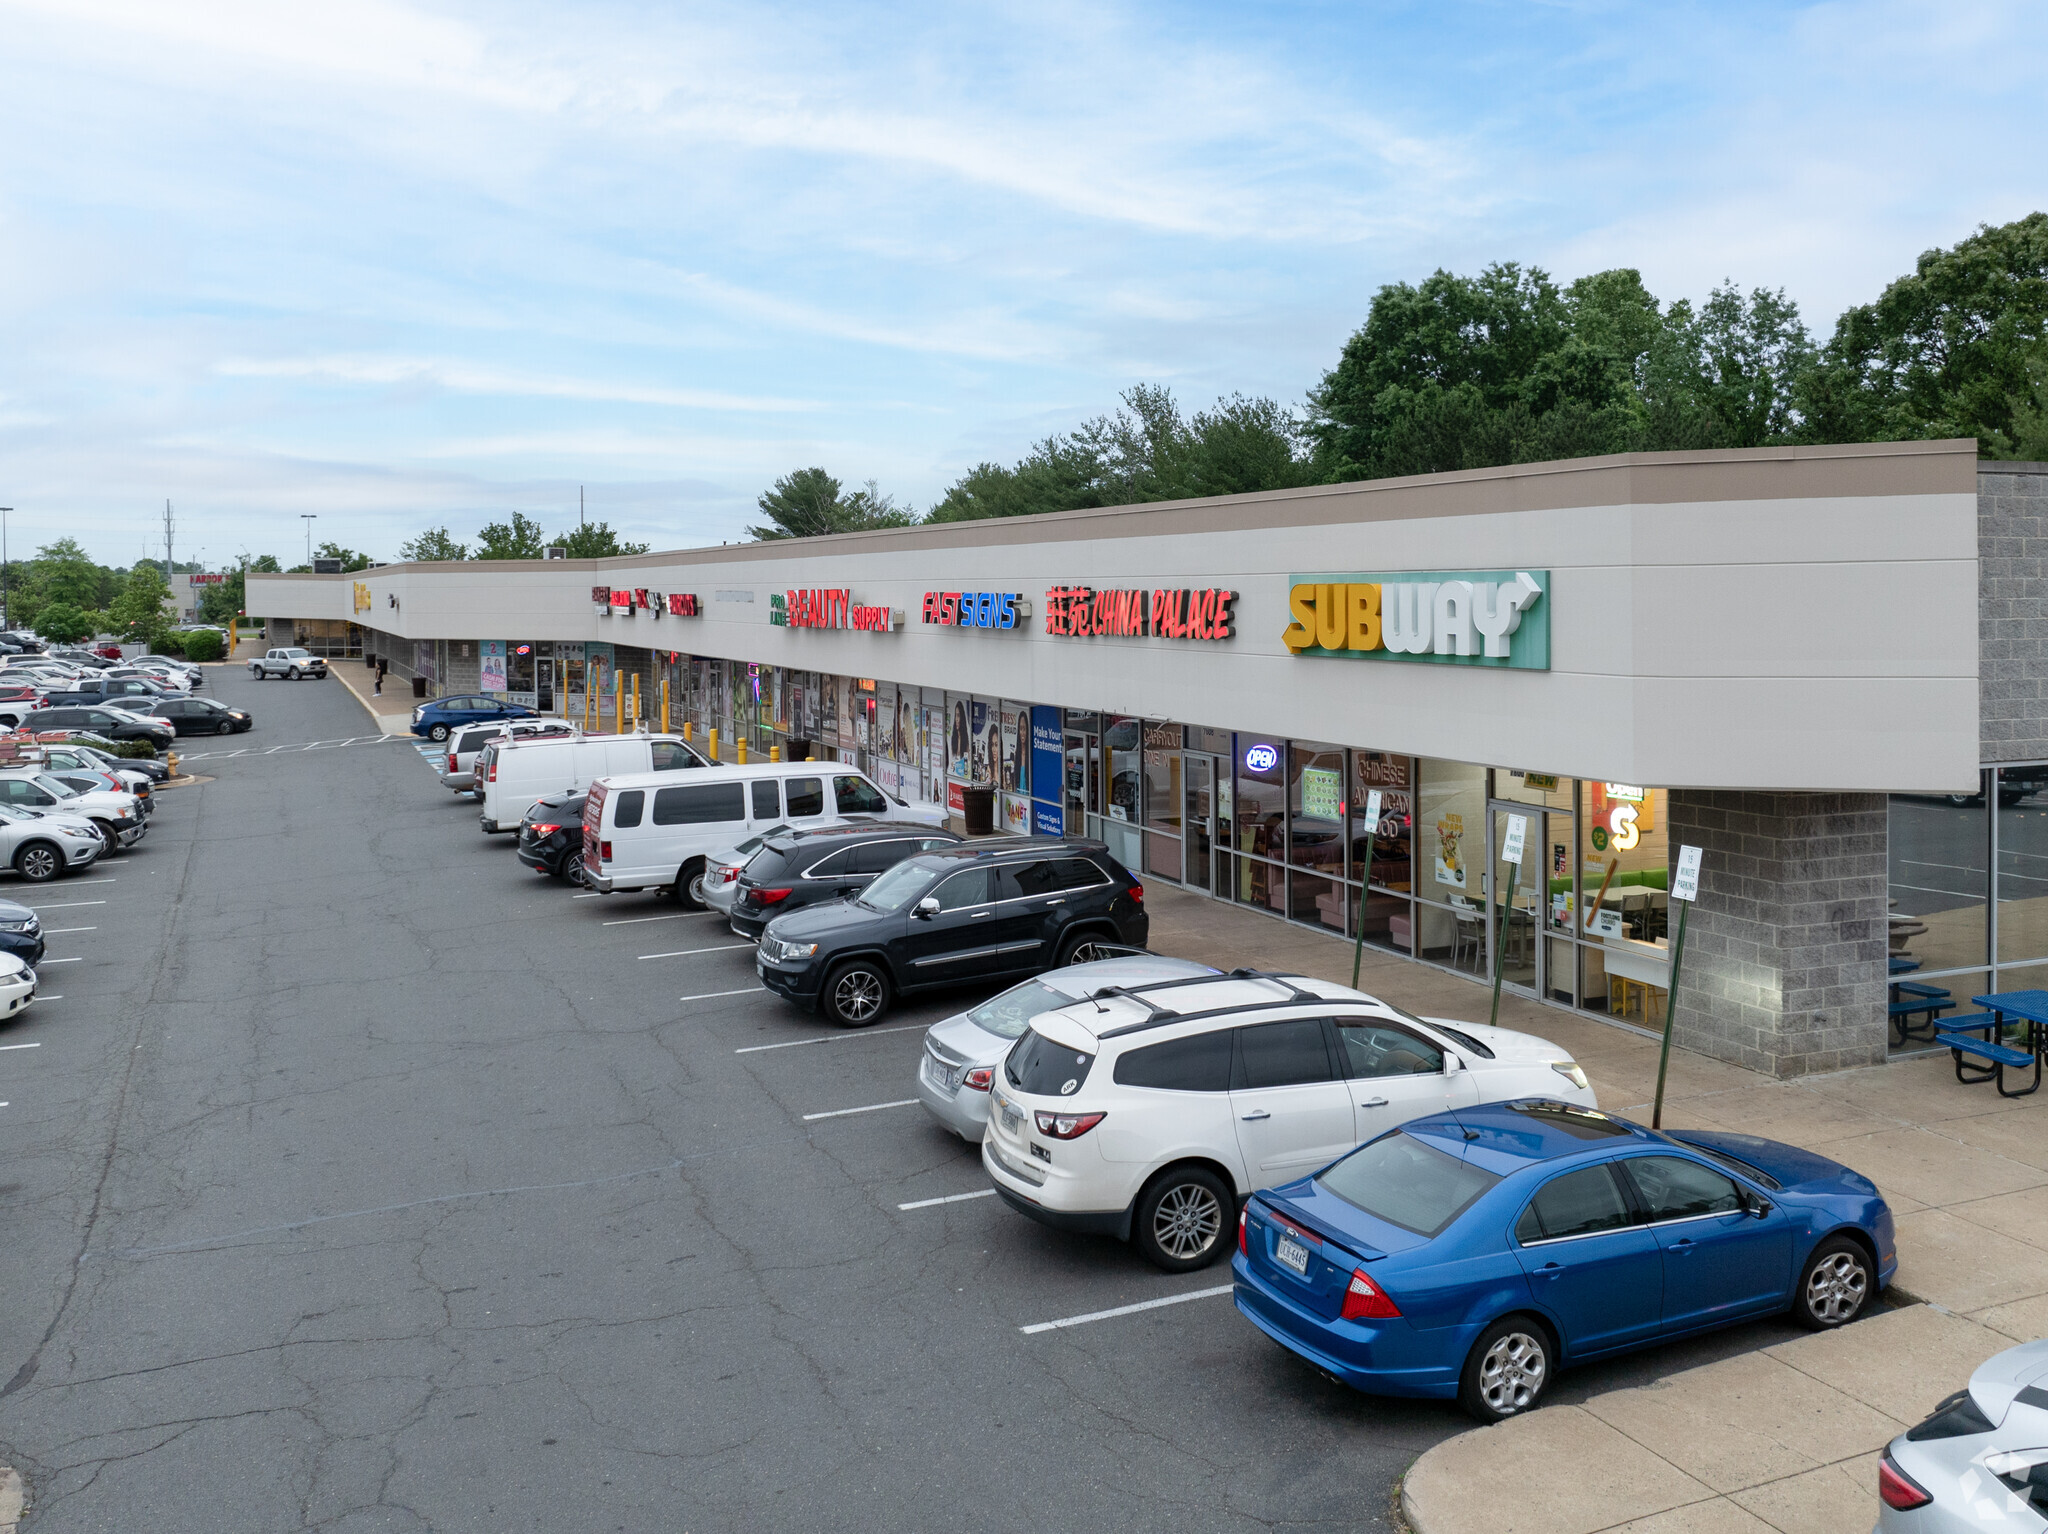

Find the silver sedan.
xmin=916 ymin=953 xmax=1219 ymax=1140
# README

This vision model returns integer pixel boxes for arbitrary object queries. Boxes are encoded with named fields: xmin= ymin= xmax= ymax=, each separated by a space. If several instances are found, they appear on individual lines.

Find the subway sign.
xmin=1044 ymin=586 xmax=1238 ymax=641
xmin=1282 ymin=571 xmax=1548 ymax=670
xmin=923 ymin=591 xmax=1024 ymax=630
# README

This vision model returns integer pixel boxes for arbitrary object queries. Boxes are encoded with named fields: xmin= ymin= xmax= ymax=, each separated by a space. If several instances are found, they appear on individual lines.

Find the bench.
xmin=1935 ymin=1014 xmax=2042 ymax=1097
xmin=1889 ymin=989 xmax=1954 ymax=1045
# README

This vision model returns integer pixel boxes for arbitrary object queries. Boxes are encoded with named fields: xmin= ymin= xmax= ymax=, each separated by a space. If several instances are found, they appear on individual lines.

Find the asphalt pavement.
xmin=0 ymin=667 xmax=1457 ymax=1532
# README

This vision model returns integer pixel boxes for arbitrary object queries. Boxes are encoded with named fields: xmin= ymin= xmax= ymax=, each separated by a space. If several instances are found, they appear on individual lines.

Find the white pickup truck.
xmin=248 ymin=647 xmax=328 ymax=680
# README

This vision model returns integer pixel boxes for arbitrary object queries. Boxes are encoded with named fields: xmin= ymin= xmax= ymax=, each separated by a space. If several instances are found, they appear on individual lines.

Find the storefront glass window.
xmin=1888 ymin=787 xmax=1986 ymax=981
xmin=508 ymin=644 xmax=535 ymax=694
xmin=1350 ymin=752 xmax=1414 ymax=955
xmin=1997 ymin=766 xmax=2048 ymax=965
xmin=1233 ymin=737 xmax=1286 ymax=914
xmin=1415 ymin=759 xmax=1487 ymax=974
xmin=1142 ymin=723 xmax=1184 ymax=881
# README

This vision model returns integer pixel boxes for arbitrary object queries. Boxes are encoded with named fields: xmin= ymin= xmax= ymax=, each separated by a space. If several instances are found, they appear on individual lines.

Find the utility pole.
xmin=0 ymin=507 xmax=11 ymax=631
xmin=581 ymin=485 xmax=586 ymax=528
xmin=301 ymin=514 xmax=317 ymax=566
xmin=163 ymin=499 xmax=174 ymax=575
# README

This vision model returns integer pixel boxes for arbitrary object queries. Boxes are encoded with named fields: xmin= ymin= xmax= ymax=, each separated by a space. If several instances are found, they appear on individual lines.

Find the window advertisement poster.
xmin=1001 ymin=793 xmax=1031 ymax=835
xmin=479 ymin=641 xmax=508 ymax=695
xmin=821 ymin=674 xmax=841 ymax=748
xmin=923 ymin=704 xmax=946 ymax=804
xmin=1433 ymin=811 xmax=1468 ymax=890
xmin=1033 ymin=798 xmax=1064 ymax=836
xmin=998 ymin=705 xmax=1028 ymax=795
xmin=1300 ymin=764 xmax=1342 ymax=822
xmin=1030 ymin=706 xmax=1063 ymax=819
xmin=584 ymin=642 xmax=614 ymax=708
xmin=968 ymin=700 xmax=995 ymax=787
xmin=947 ymin=693 xmax=972 ymax=780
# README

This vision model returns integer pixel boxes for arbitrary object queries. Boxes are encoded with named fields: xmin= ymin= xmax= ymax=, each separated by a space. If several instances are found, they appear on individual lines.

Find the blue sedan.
xmin=1233 ymin=1099 xmax=1896 ymax=1422
xmin=409 ymin=695 xmax=537 ymax=741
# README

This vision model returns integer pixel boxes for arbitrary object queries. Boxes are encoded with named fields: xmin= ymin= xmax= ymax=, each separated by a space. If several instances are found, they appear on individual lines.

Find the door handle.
xmin=1240 ymin=1109 xmax=1271 ymax=1121
xmin=1668 ymin=1238 xmax=1695 ymax=1252
xmin=1359 ymin=1096 xmax=1390 ymax=1108
xmin=1537 ymin=1262 xmax=1564 ymax=1278
xmin=969 ymin=910 xmax=992 ymax=919
xmin=1044 ymin=898 xmax=1064 ymax=905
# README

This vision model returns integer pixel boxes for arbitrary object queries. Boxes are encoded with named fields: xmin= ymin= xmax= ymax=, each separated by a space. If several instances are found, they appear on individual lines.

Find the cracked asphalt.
xmin=0 ymin=666 xmax=1457 ymax=1532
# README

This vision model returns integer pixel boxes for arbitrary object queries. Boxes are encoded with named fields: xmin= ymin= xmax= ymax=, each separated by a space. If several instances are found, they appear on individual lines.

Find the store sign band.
xmin=590 ymin=585 xmax=701 ymax=618
xmin=923 ymin=591 xmax=1026 ymax=630
xmin=773 ymin=589 xmax=900 ymax=632
xmin=1283 ymin=570 xmax=1548 ymax=669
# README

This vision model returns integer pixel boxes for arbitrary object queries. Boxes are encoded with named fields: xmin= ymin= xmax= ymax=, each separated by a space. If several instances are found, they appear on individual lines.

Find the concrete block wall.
xmin=1667 ymin=790 xmax=1890 ymax=1078
xmin=1980 ymin=462 xmax=2048 ymax=763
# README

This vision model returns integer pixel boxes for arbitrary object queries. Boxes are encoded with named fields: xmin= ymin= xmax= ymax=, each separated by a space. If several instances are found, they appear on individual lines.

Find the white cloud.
xmin=214 ymin=354 xmax=815 ymax=413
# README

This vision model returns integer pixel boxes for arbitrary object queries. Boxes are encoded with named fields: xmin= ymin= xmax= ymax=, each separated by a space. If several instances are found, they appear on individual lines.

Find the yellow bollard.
xmin=683 ymin=720 xmax=693 ymax=744
xmin=613 ymin=673 xmax=624 ymax=733
xmin=632 ymin=673 xmax=641 ymax=729
xmin=661 ymin=679 xmax=670 ymax=735
xmin=709 ymin=726 xmax=719 ymax=762
xmin=737 ymin=736 xmax=748 ymax=764
xmin=769 ymin=745 xmax=780 ymax=762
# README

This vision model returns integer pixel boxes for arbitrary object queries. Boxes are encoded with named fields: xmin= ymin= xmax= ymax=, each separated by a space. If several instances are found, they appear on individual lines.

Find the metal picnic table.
xmin=1943 ymin=989 xmax=2048 ymax=1097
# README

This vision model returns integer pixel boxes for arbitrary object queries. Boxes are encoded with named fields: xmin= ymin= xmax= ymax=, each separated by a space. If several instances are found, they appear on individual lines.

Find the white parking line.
xmin=898 ymin=1189 xmax=996 ymax=1210
xmin=0 ymin=1041 xmax=41 ymax=1051
xmin=801 ymin=1098 xmax=918 ymax=1122
xmin=1018 ymin=1284 xmax=1235 ymax=1336
xmin=572 ymin=892 xmax=603 ymax=899
xmin=44 ymin=927 xmax=95 ymax=934
xmin=37 ymin=957 xmax=81 ymax=965
xmin=36 ymin=996 xmax=60 ymax=1002
xmin=604 ymin=913 xmax=688 ymax=926
xmin=678 ymin=987 xmax=767 ymax=1003
xmin=734 ymin=1023 xmax=926 ymax=1054
xmin=639 ymin=944 xmax=753 ymax=960
xmin=20 ymin=902 xmax=104 ymax=912
xmin=49 ymin=878 xmax=116 ymax=888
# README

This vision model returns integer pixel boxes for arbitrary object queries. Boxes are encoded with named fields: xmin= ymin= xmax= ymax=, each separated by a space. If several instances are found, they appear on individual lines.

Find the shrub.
xmin=152 ymin=633 xmax=187 ymax=658
xmin=181 ymin=629 xmax=223 ymax=662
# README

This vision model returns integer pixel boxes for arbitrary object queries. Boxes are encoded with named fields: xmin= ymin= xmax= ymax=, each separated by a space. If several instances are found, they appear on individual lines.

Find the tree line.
xmin=750 ymin=213 xmax=2048 ymax=539
xmin=0 ymin=540 xmax=273 ymax=646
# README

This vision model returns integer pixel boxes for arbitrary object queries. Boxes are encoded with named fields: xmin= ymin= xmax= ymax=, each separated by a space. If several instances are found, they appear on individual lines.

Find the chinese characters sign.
xmin=1042 ymin=586 xmax=1238 ymax=640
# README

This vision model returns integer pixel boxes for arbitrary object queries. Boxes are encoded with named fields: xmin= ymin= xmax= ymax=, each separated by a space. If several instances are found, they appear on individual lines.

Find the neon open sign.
xmin=1244 ymin=743 xmax=1280 ymax=772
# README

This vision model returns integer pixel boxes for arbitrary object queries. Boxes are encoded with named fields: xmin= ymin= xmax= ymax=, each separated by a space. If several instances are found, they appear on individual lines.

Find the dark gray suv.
xmin=755 ymin=838 xmax=1148 ymax=1027
xmin=728 ymin=823 xmax=963 ymax=940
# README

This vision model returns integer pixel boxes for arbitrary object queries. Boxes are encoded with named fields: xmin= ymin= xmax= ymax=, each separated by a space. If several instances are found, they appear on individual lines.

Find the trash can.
xmin=411 ymin=676 xmax=428 ymax=699
xmin=365 ymin=653 xmax=377 ymax=669
xmin=961 ymin=786 xmax=996 ymax=836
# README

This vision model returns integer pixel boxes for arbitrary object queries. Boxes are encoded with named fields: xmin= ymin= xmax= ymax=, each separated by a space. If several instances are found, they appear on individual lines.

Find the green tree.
xmin=398 ymin=527 xmax=468 ymax=562
xmin=749 ymin=471 xmax=916 ymax=540
xmin=553 ymin=520 xmax=650 ymax=558
xmin=182 ymin=628 xmax=225 ymax=662
xmin=1796 ymin=213 xmax=2048 ymax=454
xmin=199 ymin=571 xmax=243 ymax=626
xmin=35 ymin=600 xmax=96 ymax=645
xmin=473 ymin=512 xmax=548 ymax=560
xmin=108 ymin=562 xmax=172 ymax=645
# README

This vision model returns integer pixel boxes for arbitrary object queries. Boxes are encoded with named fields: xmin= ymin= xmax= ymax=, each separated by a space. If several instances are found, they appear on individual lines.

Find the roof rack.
xmin=1090 ymin=970 xmax=1340 ymax=1041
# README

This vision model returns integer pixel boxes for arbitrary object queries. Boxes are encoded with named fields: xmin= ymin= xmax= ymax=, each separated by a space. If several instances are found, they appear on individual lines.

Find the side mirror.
xmin=1742 ymin=1190 xmax=1772 ymax=1218
xmin=1444 ymin=1052 xmax=1465 ymax=1073
xmin=914 ymin=896 xmax=941 ymax=919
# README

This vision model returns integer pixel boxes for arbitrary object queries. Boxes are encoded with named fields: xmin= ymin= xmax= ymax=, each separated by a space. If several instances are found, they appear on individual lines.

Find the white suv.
xmin=980 ymin=970 xmax=1598 ymax=1272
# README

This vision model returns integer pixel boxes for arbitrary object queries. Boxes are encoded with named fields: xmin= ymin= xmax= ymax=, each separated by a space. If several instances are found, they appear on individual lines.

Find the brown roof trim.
xmin=259 ymin=439 xmax=1981 ymax=579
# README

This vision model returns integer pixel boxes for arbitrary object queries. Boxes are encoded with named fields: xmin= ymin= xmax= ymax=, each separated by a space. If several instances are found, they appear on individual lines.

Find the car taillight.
xmin=1033 ymin=1110 xmax=1105 ymax=1139
xmin=485 ymin=760 xmax=497 ymax=782
xmin=1877 ymin=1455 xmax=1931 ymax=1511
xmin=447 ymin=753 xmax=458 ymax=772
xmin=599 ymin=840 xmax=612 ymax=862
xmin=963 ymin=1067 xmax=994 ymax=1091
xmin=1129 ymin=884 xmax=1143 ymax=902
xmin=1339 ymin=1268 xmax=1402 ymax=1321
xmin=1238 ymin=1207 xmax=1248 ymax=1255
xmin=531 ymin=823 xmax=561 ymax=836
xmin=756 ymin=887 xmax=794 ymax=905
xmin=716 ymin=866 xmax=738 ymax=884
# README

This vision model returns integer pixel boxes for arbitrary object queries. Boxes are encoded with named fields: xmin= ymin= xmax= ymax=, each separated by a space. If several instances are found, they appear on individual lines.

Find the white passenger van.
xmin=477 ymin=733 xmax=708 ymax=834
xmin=583 ymin=761 xmax=946 ymax=906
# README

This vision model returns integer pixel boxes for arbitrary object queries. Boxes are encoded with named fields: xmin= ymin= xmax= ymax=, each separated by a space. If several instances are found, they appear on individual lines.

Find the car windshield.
xmin=0 ymin=804 xmax=34 ymax=823
xmin=1316 ymin=1130 xmax=1501 ymax=1238
xmin=855 ymin=859 xmax=936 ymax=913
xmin=968 ymin=980 xmax=1076 ymax=1040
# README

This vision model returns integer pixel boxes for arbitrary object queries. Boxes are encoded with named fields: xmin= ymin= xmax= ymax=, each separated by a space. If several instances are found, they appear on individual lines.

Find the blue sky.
xmin=0 ymin=0 xmax=2041 ymax=567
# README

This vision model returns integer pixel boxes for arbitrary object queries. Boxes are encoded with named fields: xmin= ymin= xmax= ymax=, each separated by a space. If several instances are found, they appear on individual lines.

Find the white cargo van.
xmin=583 ymin=761 xmax=946 ymax=906
xmin=477 ymin=733 xmax=708 ymax=834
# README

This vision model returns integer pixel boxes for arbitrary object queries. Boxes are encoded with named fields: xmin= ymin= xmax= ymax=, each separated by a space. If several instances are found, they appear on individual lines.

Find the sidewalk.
xmin=328 ymin=657 xmax=417 ymax=736
xmin=1138 ymin=885 xmax=2048 ymax=1534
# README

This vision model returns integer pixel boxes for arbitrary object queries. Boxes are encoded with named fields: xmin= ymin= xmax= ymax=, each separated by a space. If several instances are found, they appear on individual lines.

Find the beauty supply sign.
xmin=1282 ymin=571 xmax=1548 ymax=670
xmin=772 ymin=589 xmax=900 ymax=632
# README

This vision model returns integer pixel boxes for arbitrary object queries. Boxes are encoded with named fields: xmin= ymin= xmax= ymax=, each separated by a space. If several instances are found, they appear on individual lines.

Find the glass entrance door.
xmin=536 ymin=658 xmax=555 ymax=712
xmin=1184 ymin=755 xmax=1214 ymax=892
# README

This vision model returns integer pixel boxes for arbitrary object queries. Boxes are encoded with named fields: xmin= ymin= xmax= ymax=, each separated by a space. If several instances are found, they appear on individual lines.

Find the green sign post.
xmin=1651 ymin=845 xmax=1704 ymax=1129
xmin=1488 ymin=813 xmax=1528 ymax=1030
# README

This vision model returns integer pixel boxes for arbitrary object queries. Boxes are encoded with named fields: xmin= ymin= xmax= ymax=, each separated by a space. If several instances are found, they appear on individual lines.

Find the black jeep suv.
xmin=755 ymin=838 xmax=1147 ymax=1026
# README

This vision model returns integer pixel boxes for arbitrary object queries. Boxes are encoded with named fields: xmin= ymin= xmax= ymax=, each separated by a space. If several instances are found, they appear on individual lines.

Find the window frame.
xmin=1512 ymin=1162 xmax=1640 ymax=1248
xmin=1614 ymin=1153 xmax=1748 ymax=1226
xmin=1229 ymin=1016 xmax=1342 ymax=1091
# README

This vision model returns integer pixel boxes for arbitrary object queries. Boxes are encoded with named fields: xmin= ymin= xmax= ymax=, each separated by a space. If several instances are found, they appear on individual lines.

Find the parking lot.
xmin=0 ymin=666 xmax=1470 ymax=1531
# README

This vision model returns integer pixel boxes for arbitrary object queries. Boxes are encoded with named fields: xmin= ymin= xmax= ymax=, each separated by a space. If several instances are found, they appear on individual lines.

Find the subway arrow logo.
xmin=1282 ymin=571 xmax=1549 ymax=669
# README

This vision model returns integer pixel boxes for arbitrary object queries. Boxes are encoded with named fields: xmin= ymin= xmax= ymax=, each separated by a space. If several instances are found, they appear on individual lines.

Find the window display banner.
xmin=998 ymin=706 xmax=1027 ymax=795
xmin=1032 ymin=799 xmax=1064 ymax=837
xmin=1283 ymin=571 xmax=1549 ymax=669
xmin=479 ymin=641 xmax=507 ymax=694
xmin=1030 ymin=705 xmax=1063 ymax=828
xmin=968 ymin=701 xmax=995 ymax=787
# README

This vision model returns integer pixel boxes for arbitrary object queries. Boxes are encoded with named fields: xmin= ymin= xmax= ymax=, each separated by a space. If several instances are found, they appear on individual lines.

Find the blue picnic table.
xmin=1934 ymin=989 xmax=2048 ymax=1097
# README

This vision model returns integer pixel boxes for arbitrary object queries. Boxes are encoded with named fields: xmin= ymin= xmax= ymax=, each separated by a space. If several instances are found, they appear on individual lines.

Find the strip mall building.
xmin=250 ymin=442 xmax=2048 ymax=1080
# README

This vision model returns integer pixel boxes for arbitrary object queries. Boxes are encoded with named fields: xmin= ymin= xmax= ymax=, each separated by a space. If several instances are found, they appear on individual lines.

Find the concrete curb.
xmin=0 ymin=1464 xmax=25 ymax=1532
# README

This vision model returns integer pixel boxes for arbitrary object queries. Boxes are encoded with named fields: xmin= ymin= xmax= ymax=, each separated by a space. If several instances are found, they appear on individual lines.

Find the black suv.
xmin=756 ymin=838 xmax=1148 ymax=1026
xmin=729 ymin=823 xmax=962 ymax=940
xmin=23 ymin=707 xmax=172 ymax=751
xmin=516 ymin=790 xmax=587 ymax=883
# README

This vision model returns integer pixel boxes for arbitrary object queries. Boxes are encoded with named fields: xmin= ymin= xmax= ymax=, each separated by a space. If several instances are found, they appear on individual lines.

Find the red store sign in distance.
xmin=1043 ymin=586 xmax=1238 ymax=641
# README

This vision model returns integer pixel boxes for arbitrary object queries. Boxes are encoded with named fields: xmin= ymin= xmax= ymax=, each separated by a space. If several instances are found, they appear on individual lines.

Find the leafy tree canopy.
xmin=554 ymin=520 xmax=650 ymax=558
xmin=749 ymin=470 xmax=916 ymax=540
xmin=108 ymin=562 xmax=172 ymax=644
xmin=35 ymin=600 xmax=96 ymax=645
xmin=399 ymin=527 xmax=468 ymax=562
xmin=473 ymin=512 xmax=548 ymax=560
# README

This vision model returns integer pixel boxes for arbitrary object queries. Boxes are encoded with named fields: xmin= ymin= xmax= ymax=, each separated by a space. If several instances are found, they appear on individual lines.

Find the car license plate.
xmin=1275 ymin=1235 xmax=1311 ymax=1276
xmin=998 ymin=1097 xmax=1022 ymax=1134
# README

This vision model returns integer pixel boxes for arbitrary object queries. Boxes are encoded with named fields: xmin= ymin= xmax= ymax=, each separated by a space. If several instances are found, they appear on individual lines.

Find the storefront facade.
xmin=254 ymin=442 xmax=2046 ymax=1080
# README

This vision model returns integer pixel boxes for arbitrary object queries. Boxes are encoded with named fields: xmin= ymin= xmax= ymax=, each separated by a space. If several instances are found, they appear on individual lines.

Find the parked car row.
xmin=419 ymin=712 xmax=1904 ymax=1437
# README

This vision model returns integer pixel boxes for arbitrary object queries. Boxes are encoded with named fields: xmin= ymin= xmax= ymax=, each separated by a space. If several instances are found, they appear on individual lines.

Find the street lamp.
xmin=301 ymin=514 xmax=317 ymax=566
xmin=0 ymin=508 xmax=11 ymax=631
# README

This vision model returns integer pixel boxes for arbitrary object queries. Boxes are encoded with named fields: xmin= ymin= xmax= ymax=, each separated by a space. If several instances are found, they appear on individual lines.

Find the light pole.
xmin=0 ymin=508 xmax=11 ymax=631
xmin=301 ymin=514 xmax=317 ymax=566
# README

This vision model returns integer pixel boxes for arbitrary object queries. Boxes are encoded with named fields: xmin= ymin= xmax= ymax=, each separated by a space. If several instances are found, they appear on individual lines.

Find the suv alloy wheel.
xmin=1133 ymin=1165 xmax=1232 ymax=1272
xmin=823 ymin=960 xmax=891 ymax=1027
